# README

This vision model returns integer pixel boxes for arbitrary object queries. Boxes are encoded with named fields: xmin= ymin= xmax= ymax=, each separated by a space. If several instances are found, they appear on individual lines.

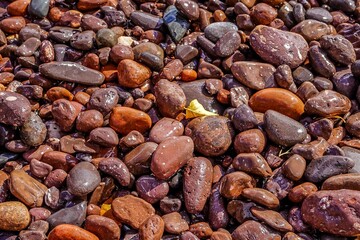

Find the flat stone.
xmin=39 ymin=62 xmax=105 ymax=86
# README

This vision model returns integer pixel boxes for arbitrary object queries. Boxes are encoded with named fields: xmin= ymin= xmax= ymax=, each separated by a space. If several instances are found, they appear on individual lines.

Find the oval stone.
xmin=302 ymin=190 xmax=360 ymax=236
xmin=204 ymin=22 xmax=238 ymax=42
xmin=84 ymin=215 xmax=120 ymax=240
xmin=184 ymin=157 xmax=213 ymax=214
xmin=0 ymin=91 xmax=31 ymax=126
xmin=151 ymin=136 xmax=194 ymax=180
xmin=264 ymin=110 xmax=307 ymax=147
xmin=249 ymin=88 xmax=304 ymax=120
xmin=154 ymin=79 xmax=186 ymax=118
xmin=0 ymin=201 xmax=30 ymax=231
xmin=109 ymin=106 xmax=152 ymax=135
xmin=250 ymin=25 xmax=309 ymax=68
xmin=291 ymin=20 xmax=330 ymax=41
xmin=322 ymin=173 xmax=360 ymax=191
xmin=185 ymin=116 xmax=233 ymax=157
xmin=149 ymin=118 xmax=184 ymax=144
xmin=117 ymin=59 xmax=151 ymax=88
xmin=67 ymin=162 xmax=101 ymax=196
xmin=48 ymin=224 xmax=99 ymax=240
xmin=39 ymin=62 xmax=105 ymax=86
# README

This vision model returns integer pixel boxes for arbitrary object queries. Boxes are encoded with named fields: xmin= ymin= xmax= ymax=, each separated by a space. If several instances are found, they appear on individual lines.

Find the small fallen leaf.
xmin=185 ymin=99 xmax=218 ymax=119
xmin=100 ymin=203 xmax=111 ymax=216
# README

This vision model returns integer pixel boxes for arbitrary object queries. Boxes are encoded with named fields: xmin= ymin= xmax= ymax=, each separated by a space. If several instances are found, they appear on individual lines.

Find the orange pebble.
xmin=216 ymin=89 xmax=230 ymax=104
xmin=181 ymin=69 xmax=197 ymax=82
xmin=101 ymin=64 xmax=118 ymax=82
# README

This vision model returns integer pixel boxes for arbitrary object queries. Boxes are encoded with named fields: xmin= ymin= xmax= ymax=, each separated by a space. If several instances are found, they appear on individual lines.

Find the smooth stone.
xmin=232 ymin=220 xmax=281 ymax=239
xmin=89 ymin=127 xmax=119 ymax=146
xmin=117 ymin=59 xmax=151 ymax=88
xmin=328 ymin=0 xmax=356 ymax=12
xmin=214 ymin=31 xmax=241 ymax=57
xmin=149 ymin=118 xmax=184 ymax=144
xmin=151 ymin=136 xmax=194 ymax=180
xmin=291 ymin=19 xmax=330 ymax=42
xmin=183 ymin=157 xmax=213 ymax=214
xmin=302 ymin=190 xmax=360 ymax=236
xmin=28 ymin=0 xmax=50 ymax=18
xmin=154 ymin=79 xmax=186 ymax=118
xmin=175 ymin=45 xmax=198 ymax=64
xmin=250 ymin=25 xmax=309 ymax=68
xmin=133 ymin=42 xmax=164 ymax=62
xmin=136 ymin=175 xmax=169 ymax=204
xmin=20 ymin=112 xmax=47 ymax=147
xmin=0 ymin=91 xmax=31 ymax=126
xmin=130 ymin=11 xmax=164 ymax=31
xmin=124 ymin=142 xmax=158 ymax=176
xmin=70 ymin=30 xmax=95 ymax=51
xmin=81 ymin=15 xmax=108 ymax=32
xmin=0 ymin=201 xmax=30 ymax=231
xmin=305 ymin=7 xmax=333 ymax=23
xmin=332 ymin=69 xmax=358 ymax=98
xmin=249 ymin=88 xmax=304 ymax=120
xmin=185 ymin=116 xmax=233 ymax=157
xmin=282 ymin=154 xmax=306 ymax=181
xmin=346 ymin=112 xmax=360 ymax=138
xmin=264 ymin=110 xmax=307 ymax=147
xmin=67 ymin=162 xmax=100 ymax=196
xmin=251 ymin=208 xmax=292 ymax=232
xmin=305 ymin=155 xmax=355 ymax=183
xmin=304 ymin=90 xmax=351 ymax=117
xmin=16 ymin=37 xmax=41 ymax=57
xmin=88 ymin=88 xmax=119 ymax=115
xmin=10 ymin=170 xmax=47 ymax=207
xmin=109 ymin=106 xmax=152 ymax=135
xmin=48 ymin=224 xmax=99 ymax=240
xmin=241 ymin=188 xmax=279 ymax=209
xmin=96 ymin=29 xmax=117 ymax=48
xmin=47 ymin=201 xmax=87 ymax=229
xmin=175 ymin=0 xmax=199 ymax=20
xmin=322 ymin=173 xmax=360 ymax=190
xmin=179 ymin=80 xmax=225 ymax=114
xmin=112 ymin=195 xmax=155 ymax=229
xmin=39 ymin=62 xmax=105 ymax=86
xmin=231 ymin=61 xmax=275 ymax=90
xmin=163 ymin=6 xmax=190 ymax=42
xmin=231 ymin=104 xmax=258 ymax=132
xmin=204 ymin=22 xmax=238 ymax=42
xmin=84 ymin=215 xmax=121 ymax=240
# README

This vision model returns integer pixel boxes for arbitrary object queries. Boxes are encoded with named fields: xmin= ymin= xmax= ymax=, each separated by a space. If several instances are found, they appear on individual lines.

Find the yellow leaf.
xmin=100 ymin=203 xmax=111 ymax=216
xmin=185 ymin=99 xmax=218 ymax=119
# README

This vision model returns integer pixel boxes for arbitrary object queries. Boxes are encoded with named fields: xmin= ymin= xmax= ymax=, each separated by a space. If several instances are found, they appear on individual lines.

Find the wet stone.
xmin=28 ymin=0 xmax=50 ymax=18
xmin=47 ymin=201 xmax=87 ymax=229
xmin=0 ymin=91 xmax=31 ymax=126
xmin=163 ymin=6 xmax=190 ymax=43
xmin=231 ymin=61 xmax=275 ymax=90
xmin=250 ymin=25 xmax=309 ymax=68
xmin=264 ymin=110 xmax=307 ymax=147
xmin=39 ymin=62 xmax=105 ymax=86
xmin=204 ymin=22 xmax=238 ymax=43
xmin=302 ymin=189 xmax=360 ymax=236
xmin=67 ymin=162 xmax=101 ymax=196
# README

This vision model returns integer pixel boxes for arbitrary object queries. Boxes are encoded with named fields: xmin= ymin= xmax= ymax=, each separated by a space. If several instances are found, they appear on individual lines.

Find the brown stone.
xmin=109 ymin=106 xmax=152 ymax=135
xmin=10 ymin=170 xmax=47 ymax=207
xmin=112 ymin=195 xmax=155 ymax=229
xmin=302 ymin=190 xmax=360 ymax=236
xmin=249 ymin=88 xmax=304 ymax=120
xmin=117 ymin=59 xmax=151 ymax=88
xmin=139 ymin=214 xmax=164 ymax=240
